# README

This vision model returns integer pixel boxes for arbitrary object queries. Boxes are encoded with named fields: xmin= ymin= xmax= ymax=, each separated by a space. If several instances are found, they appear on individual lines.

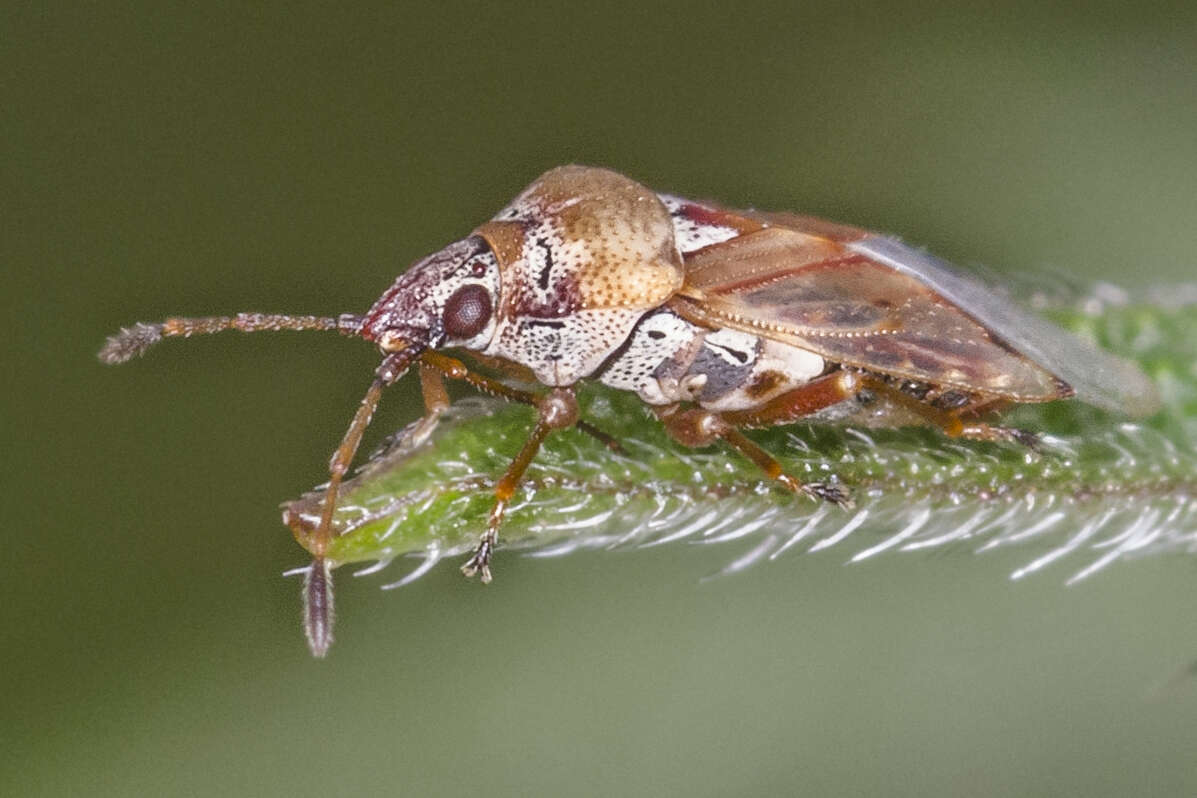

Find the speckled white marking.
xmin=598 ymin=309 xmax=826 ymax=411
xmin=485 ymin=307 xmax=647 ymax=386
xmin=658 ymin=194 xmax=741 ymax=254
xmin=362 ymin=237 xmax=501 ymax=352
xmin=598 ymin=310 xmax=704 ymax=403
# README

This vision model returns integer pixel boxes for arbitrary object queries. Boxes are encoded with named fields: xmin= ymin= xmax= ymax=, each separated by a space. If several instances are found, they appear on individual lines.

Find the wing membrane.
xmin=674 ymin=222 xmax=1159 ymax=414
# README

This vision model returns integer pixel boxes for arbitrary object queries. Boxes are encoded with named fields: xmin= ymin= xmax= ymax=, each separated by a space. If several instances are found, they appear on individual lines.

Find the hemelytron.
xmin=100 ymin=166 xmax=1159 ymax=655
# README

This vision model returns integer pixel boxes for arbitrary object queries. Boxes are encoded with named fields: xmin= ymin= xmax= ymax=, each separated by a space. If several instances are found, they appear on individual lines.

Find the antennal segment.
xmin=98 ymin=313 xmax=364 ymax=364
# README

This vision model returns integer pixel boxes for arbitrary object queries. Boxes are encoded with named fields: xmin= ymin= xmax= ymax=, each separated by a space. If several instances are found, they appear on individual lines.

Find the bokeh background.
xmin=5 ymin=2 xmax=1196 ymax=795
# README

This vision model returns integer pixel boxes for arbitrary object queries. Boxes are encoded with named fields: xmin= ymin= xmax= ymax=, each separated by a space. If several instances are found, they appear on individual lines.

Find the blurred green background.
xmin=4 ymin=2 xmax=1196 ymax=795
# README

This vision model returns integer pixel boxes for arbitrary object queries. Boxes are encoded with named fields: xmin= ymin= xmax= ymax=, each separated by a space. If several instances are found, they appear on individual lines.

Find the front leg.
xmin=420 ymin=351 xmax=623 ymax=451
xmin=396 ymin=364 xmax=453 ymax=450
xmin=461 ymin=387 xmax=580 ymax=583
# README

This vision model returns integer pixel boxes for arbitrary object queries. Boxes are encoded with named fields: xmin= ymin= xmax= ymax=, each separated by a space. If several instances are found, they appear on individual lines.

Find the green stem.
xmin=283 ymin=296 xmax=1197 ymax=584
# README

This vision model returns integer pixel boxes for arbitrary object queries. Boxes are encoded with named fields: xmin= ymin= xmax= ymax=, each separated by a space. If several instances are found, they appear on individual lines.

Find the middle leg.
xmin=460 ymin=387 xmax=580 ymax=583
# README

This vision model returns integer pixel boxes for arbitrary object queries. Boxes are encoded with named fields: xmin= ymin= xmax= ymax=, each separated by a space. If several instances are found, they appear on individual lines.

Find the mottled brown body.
xmin=98 ymin=165 xmax=1159 ymax=655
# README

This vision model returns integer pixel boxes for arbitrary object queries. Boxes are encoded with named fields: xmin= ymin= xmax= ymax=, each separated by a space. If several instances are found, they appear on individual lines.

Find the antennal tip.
xmin=303 ymin=558 xmax=335 ymax=658
xmin=98 ymin=323 xmax=164 ymax=364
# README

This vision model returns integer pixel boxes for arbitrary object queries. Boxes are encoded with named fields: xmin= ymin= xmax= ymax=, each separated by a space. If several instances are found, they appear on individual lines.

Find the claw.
xmin=961 ymin=423 xmax=1042 ymax=453
xmin=461 ymin=537 xmax=495 ymax=583
xmin=778 ymin=474 xmax=853 ymax=509
xmin=1010 ymin=428 xmax=1042 ymax=452
xmin=804 ymin=482 xmax=854 ymax=509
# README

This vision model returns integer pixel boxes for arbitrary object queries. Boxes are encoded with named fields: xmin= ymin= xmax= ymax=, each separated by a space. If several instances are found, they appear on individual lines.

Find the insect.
xmin=99 ymin=165 xmax=1160 ymax=655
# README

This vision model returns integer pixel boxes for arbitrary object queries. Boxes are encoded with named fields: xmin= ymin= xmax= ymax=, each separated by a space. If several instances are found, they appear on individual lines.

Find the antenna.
xmin=97 ymin=312 xmax=364 ymax=364
xmin=98 ymin=309 xmax=410 ymax=657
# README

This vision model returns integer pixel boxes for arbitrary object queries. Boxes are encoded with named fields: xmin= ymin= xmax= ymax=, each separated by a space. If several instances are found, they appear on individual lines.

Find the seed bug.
xmin=99 ymin=165 xmax=1160 ymax=655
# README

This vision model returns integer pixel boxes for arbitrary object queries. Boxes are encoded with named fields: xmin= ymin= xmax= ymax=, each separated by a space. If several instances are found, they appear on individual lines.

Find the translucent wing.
xmin=672 ymin=211 xmax=1160 ymax=414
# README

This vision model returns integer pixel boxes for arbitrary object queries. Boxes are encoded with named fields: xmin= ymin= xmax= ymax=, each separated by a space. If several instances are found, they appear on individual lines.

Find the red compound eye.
xmin=443 ymin=284 xmax=492 ymax=340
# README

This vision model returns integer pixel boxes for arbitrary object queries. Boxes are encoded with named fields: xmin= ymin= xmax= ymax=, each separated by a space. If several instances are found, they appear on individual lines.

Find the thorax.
xmin=596 ymin=308 xmax=826 ymax=411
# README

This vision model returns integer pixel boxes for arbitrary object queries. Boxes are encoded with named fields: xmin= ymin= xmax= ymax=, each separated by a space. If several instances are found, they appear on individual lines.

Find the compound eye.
xmin=442 ymin=283 xmax=493 ymax=340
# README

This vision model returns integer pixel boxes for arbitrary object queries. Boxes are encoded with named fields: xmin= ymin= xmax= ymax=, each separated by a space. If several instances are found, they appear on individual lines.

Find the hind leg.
xmin=654 ymin=371 xmax=860 ymax=506
xmin=855 ymin=375 xmax=1040 ymax=450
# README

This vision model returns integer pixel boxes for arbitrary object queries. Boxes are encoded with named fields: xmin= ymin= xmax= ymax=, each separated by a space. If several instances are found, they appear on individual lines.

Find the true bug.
xmin=99 ymin=165 xmax=1160 ymax=655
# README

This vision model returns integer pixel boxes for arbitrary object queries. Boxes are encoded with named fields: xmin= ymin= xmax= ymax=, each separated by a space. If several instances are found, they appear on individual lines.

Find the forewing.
xmin=674 ymin=221 xmax=1159 ymax=414
xmin=846 ymin=235 xmax=1161 ymax=414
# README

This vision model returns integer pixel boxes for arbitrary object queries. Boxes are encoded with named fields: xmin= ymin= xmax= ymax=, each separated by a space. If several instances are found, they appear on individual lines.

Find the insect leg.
xmin=385 ymin=364 xmax=453 ymax=451
xmin=720 ymin=371 xmax=861 ymax=428
xmin=301 ymin=350 xmax=413 ymax=657
xmin=955 ymin=422 xmax=1041 ymax=449
xmin=857 ymin=376 xmax=1040 ymax=449
xmin=720 ymin=427 xmax=852 ymax=507
xmin=460 ymin=388 xmax=579 ymax=583
xmin=420 ymin=352 xmax=622 ymax=452
xmin=655 ymin=401 xmax=852 ymax=507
